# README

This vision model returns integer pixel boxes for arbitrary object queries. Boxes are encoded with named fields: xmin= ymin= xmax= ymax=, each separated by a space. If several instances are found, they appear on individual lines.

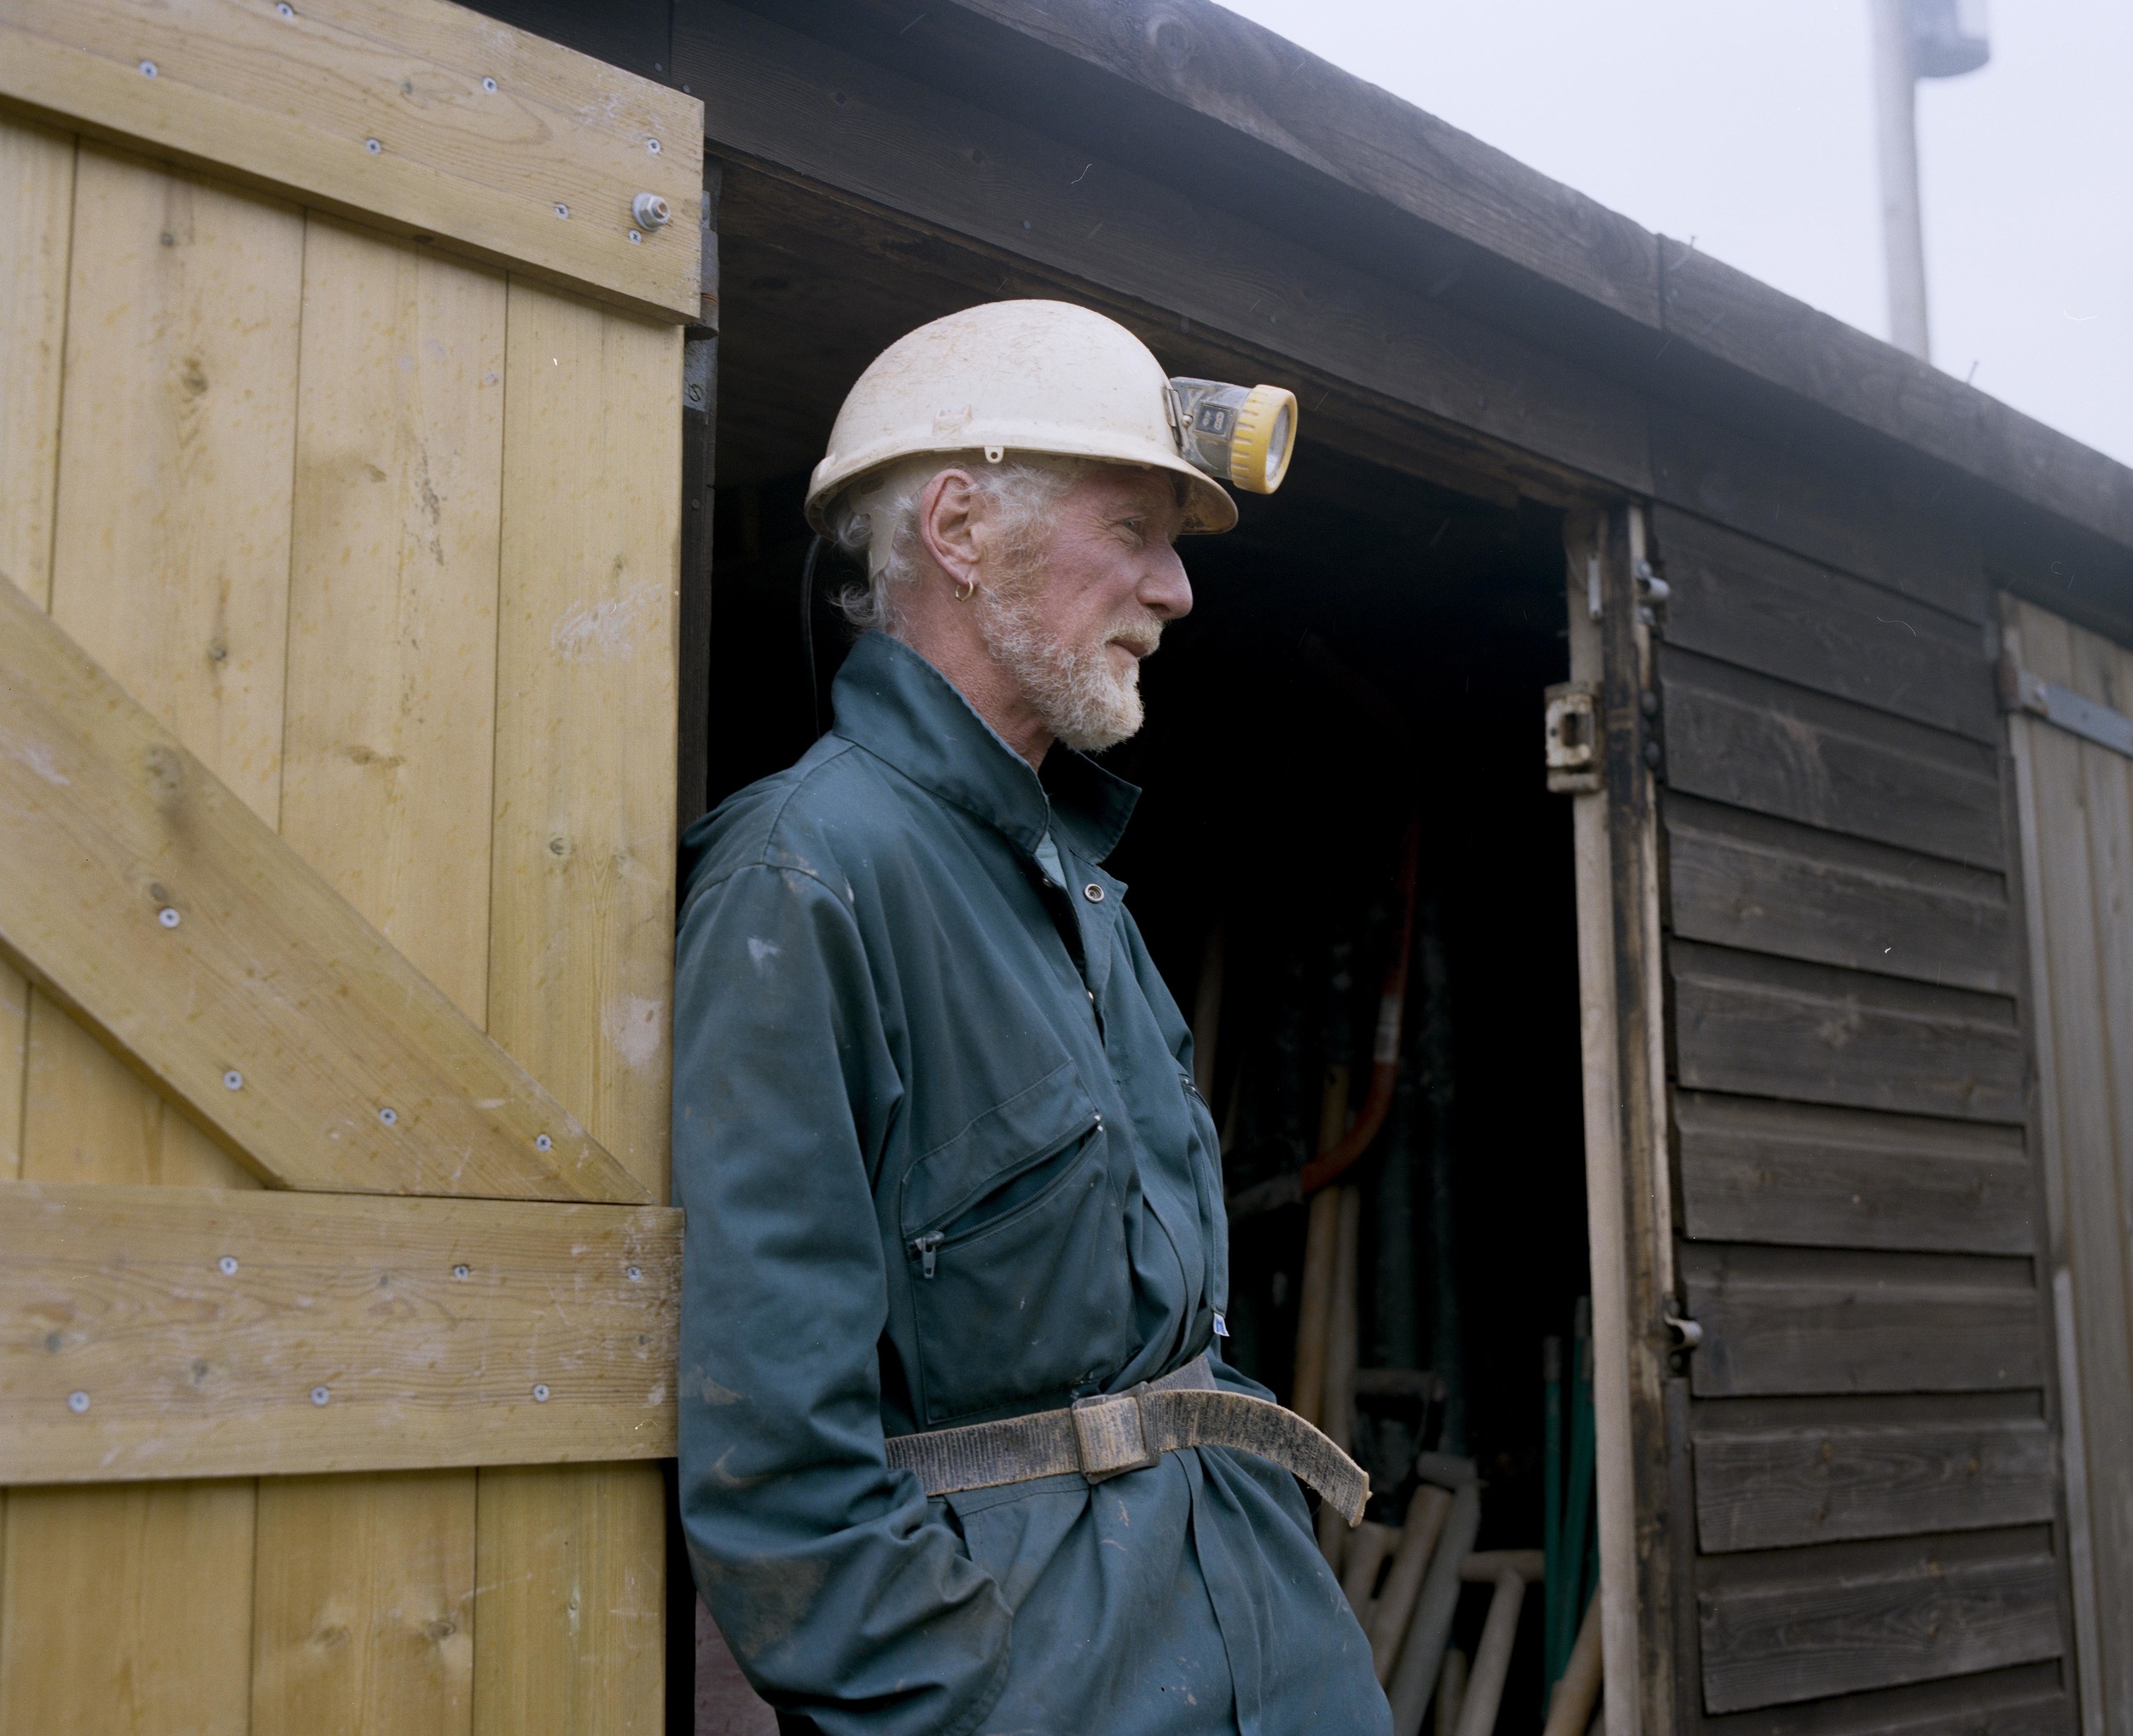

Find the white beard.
xmin=977 ymin=585 xmax=1157 ymax=752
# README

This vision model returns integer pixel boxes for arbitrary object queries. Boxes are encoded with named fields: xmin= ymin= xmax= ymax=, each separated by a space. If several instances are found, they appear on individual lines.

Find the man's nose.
xmin=1142 ymin=548 xmax=1193 ymax=621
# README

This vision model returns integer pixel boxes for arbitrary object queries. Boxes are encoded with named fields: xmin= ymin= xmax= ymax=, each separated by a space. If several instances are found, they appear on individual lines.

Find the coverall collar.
xmin=829 ymin=631 xmax=1140 ymax=865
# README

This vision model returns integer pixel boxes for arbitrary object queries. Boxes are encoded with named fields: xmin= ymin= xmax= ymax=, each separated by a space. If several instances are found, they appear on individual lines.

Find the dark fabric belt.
xmin=884 ymin=1352 xmax=1369 ymax=1525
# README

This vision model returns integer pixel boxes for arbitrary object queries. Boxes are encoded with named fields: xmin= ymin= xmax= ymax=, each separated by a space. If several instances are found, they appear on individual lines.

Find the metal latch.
xmin=1543 ymin=682 xmax=1601 ymax=793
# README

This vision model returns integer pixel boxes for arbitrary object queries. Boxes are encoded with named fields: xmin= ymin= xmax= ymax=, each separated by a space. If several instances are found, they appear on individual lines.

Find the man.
xmin=674 ymin=300 xmax=1388 ymax=1735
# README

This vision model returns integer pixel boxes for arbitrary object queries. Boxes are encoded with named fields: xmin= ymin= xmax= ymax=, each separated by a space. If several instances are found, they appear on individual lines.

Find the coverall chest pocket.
xmin=898 ymin=1061 xmax=1132 ymax=1425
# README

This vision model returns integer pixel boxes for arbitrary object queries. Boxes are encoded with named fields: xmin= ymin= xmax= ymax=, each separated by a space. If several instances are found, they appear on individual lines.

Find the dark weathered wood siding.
xmin=1649 ymin=485 xmax=2078 ymax=1730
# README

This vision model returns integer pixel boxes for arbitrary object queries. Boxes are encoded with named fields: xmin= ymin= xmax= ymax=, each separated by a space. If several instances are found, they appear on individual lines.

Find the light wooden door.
xmin=2004 ymin=596 xmax=2133 ymax=1736
xmin=0 ymin=2 xmax=700 ymax=1728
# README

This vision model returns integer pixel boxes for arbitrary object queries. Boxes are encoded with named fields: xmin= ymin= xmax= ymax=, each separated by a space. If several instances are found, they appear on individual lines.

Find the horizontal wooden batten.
xmin=1680 ymin=1244 xmax=2041 ymax=1399
xmin=674 ymin=0 xmax=1652 ymax=495
xmin=1671 ymin=943 xmax=2024 ymax=1126
xmin=0 ymin=0 xmax=702 ymax=320
xmin=1692 ymin=1414 xmax=2056 ymax=1553
xmin=1650 ymin=508 xmax=1996 ymax=743
xmin=1674 ymin=1092 xmax=2035 ymax=1257
xmin=1659 ymin=647 xmax=2004 ymax=871
xmin=1700 ymin=1670 xmax=2072 ymax=1736
xmin=1648 ymin=404 xmax=1988 ymax=624
xmin=1695 ymin=1528 xmax=2064 ymax=1716
xmin=1664 ymin=793 xmax=2014 ymax=997
xmin=0 ymin=578 xmax=648 ymax=1204
xmin=0 ymin=1182 xmax=679 ymax=1483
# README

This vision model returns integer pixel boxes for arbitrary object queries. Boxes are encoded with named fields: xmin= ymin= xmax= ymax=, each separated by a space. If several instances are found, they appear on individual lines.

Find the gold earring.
xmin=954 ymin=578 xmax=976 ymax=601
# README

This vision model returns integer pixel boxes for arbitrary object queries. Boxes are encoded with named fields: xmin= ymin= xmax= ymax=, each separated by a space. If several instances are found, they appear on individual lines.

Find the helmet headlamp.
xmin=1167 ymin=379 xmax=1299 ymax=496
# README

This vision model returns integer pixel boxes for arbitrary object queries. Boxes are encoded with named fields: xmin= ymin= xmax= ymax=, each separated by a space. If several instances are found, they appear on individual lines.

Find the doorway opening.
xmin=703 ymin=162 xmax=1595 ymax=1733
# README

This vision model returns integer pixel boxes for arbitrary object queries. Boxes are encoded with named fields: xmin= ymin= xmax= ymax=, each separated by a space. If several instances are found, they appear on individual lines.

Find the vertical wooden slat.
xmin=251 ymin=1472 xmax=478 ymax=1736
xmin=473 ymin=1464 xmax=667 ymax=1736
xmin=277 ymin=215 xmax=508 ymax=1019
xmin=0 ymin=1480 xmax=258 ymax=1735
xmin=0 ymin=112 xmax=73 ymax=610
xmin=248 ymin=214 xmax=509 ymax=1736
xmin=0 ymin=139 xmax=305 ymax=1735
xmin=49 ymin=142 xmax=304 ymax=822
xmin=475 ymin=279 xmax=679 ymax=1736
xmin=0 ymin=110 xmax=76 ymax=1208
xmin=488 ymin=280 xmax=682 ymax=1193
xmin=2008 ymin=598 xmax=2133 ymax=1733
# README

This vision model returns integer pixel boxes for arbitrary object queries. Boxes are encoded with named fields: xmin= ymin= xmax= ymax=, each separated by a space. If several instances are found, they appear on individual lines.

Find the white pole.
xmin=1869 ymin=0 xmax=1931 ymax=359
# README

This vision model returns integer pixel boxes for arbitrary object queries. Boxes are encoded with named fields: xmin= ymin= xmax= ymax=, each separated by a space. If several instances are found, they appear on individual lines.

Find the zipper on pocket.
xmin=909 ymin=1230 xmax=944 ymax=1279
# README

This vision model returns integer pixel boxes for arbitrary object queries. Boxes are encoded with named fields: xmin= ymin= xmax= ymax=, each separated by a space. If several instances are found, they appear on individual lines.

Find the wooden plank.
xmin=0 ymin=962 xmax=22 ymax=1180
xmin=1675 ymin=1091 xmax=2035 ymax=1257
xmin=1699 ymin=1660 xmax=2071 ymax=1735
xmin=479 ymin=283 xmax=679 ymax=1734
xmin=51 ymin=142 xmax=305 ymax=824
xmin=0 ymin=0 xmax=703 ymax=321
xmin=1671 ymin=941 xmax=2024 ymax=1126
xmin=0 ymin=1478 xmax=258 ymax=1734
xmin=472 ymin=1462 xmax=666 ymax=1736
xmin=1697 ymin=1530 xmax=2063 ymax=1714
xmin=1650 ymin=508 xmax=1995 ymax=741
xmin=1692 ymin=1415 xmax=2056 ymax=1553
xmin=1659 ymin=647 xmax=2003 ymax=870
xmin=0 ymin=577 xmax=649 ymax=1203
xmin=2004 ymin=597 xmax=2133 ymax=1731
xmin=0 ymin=113 xmax=73 ymax=610
xmin=672 ymin=0 xmax=1654 ymax=495
xmin=280 ymin=214 xmax=507 ymax=1023
xmin=251 ymin=1470 xmax=478 ymax=1736
xmin=258 ymin=214 xmax=509 ymax=1736
xmin=1648 ymin=403 xmax=1986 ymax=623
xmin=1664 ymin=793 xmax=2014 ymax=996
xmin=1680 ymin=1244 xmax=2042 ymax=1399
xmin=0 ymin=1182 xmax=679 ymax=1483
xmin=489 ymin=281 xmax=680 ymax=1194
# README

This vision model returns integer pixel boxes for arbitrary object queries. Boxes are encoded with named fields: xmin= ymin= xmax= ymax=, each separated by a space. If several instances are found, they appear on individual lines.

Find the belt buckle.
xmin=1071 ymin=1385 xmax=1158 ymax=1483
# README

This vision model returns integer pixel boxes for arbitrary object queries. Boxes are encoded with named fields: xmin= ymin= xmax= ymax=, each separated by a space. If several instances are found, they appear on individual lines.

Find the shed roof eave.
xmin=923 ymin=0 xmax=2133 ymax=555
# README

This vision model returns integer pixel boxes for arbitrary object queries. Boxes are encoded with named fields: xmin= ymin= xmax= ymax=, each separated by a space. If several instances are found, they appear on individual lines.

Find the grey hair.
xmin=824 ymin=453 xmax=1089 ymax=636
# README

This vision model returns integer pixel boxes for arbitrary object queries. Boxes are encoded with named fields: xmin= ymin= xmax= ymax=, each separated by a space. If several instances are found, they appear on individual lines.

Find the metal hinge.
xmin=1544 ymin=681 xmax=1601 ymax=793
xmin=1999 ymin=652 xmax=2133 ymax=758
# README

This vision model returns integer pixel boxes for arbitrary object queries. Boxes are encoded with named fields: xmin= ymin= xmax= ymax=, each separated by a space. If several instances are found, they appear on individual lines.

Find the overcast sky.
xmin=1217 ymin=0 xmax=2133 ymax=468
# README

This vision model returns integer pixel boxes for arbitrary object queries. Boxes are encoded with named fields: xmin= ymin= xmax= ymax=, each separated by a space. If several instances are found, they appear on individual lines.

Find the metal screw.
xmin=452 ymin=1263 xmax=471 ymax=1280
xmin=68 ymin=1391 xmax=90 ymax=1414
xmin=625 ymin=1265 xmax=642 ymax=1282
xmin=627 ymin=230 xmax=642 ymax=245
xmin=218 ymin=1256 xmax=238 ymax=1276
xmin=365 ymin=137 xmax=381 ymax=154
xmin=482 ymin=76 xmax=497 ymax=92
xmin=535 ymin=1134 xmax=552 ymax=1152
xmin=631 ymin=192 xmax=671 ymax=229
xmin=139 ymin=60 xmax=158 ymax=77
xmin=311 ymin=1385 xmax=330 ymax=1406
xmin=532 ymin=1383 xmax=550 ymax=1402
xmin=554 ymin=203 xmax=569 ymax=218
xmin=647 ymin=137 xmax=661 ymax=154
xmin=158 ymin=906 xmax=182 ymax=928
xmin=223 ymin=1069 xmax=244 ymax=1091
xmin=378 ymin=1106 xmax=397 ymax=1126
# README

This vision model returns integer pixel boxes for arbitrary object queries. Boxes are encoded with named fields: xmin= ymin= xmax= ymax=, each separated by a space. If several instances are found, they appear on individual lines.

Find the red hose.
xmin=1298 ymin=816 xmax=1421 ymax=1196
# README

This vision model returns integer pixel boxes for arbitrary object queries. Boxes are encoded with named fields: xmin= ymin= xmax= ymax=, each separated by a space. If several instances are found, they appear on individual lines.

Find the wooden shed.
xmin=5 ymin=1 xmax=2133 ymax=1733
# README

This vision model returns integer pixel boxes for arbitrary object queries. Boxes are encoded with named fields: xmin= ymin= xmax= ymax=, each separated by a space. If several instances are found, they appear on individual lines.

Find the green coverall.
xmin=673 ymin=630 xmax=1390 ymax=1735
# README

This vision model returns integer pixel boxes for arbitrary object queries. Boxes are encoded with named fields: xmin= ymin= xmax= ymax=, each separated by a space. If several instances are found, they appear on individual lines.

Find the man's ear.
xmin=918 ymin=468 xmax=984 ymax=596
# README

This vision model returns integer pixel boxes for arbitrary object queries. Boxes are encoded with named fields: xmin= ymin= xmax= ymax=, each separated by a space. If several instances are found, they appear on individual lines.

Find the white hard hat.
xmin=805 ymin=300 xmax=1297 ymax=537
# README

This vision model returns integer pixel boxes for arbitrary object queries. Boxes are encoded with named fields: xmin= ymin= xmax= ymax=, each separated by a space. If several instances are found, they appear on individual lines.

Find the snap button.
xmin=1083 ymin=883 xmax=1105 ymax=903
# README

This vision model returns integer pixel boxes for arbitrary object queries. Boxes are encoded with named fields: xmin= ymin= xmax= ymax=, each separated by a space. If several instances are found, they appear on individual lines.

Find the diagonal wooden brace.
xmin=0 ymin=578 xmax=648 ymax=1204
